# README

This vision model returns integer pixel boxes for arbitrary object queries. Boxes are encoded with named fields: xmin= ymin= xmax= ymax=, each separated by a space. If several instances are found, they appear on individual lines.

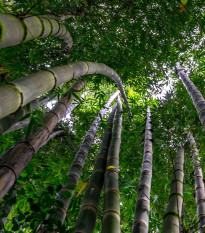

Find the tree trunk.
xmin=37 ymin=91 xmax=119 ymax=233
xmin=0 ymin=78 xmax=86 ymax=200
xmin=188 ymin=132 xmax=205 ymax=233
xmin=162 ymin=146 xmax=184 ymax=233
xmin=0 ymin=14 xmax=73 ymax=49
xmin=73 ymin=104 xmax=117 ymax=233
xmin=102 ymin=97 xmax=122 ymax=233
xmin=132 ymin=106 xmax=153 ymax=233
xmin=176 ymin=63 xmax=205 ymax=129
xmin=0 ymin=62 xmax=131 ymax=120
xmin=0 ymin=96 xmax=54 ymax=135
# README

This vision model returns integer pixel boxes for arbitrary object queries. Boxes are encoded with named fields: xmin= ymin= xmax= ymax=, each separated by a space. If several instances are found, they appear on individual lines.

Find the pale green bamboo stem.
xmin=73 ymin=104 xmax=117 ymax=233
xmin=162 ymin=147 xmax=184 ymax=233
xmin=0 ymin=78 xmax=86 ymax=200
xmin=0 ymin=62 xmax=131 ymax=120
xmin=177 ymin=63 xmax=205 ymax=129
xmin=188 ymin=132 xmax=205 ymax=233
xmin=0 ymin=14 xmax=72 ymax=49
xmin=102 ymin=97 xmax=122 ymax=233
xmin=132 ymin=106 xmax=152 ymax=233
xmin=0 ymin=96 xmax=56 ymax=135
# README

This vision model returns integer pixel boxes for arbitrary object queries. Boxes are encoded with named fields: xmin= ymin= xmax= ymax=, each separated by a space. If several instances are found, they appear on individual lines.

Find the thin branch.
xmin=22 ymin=0 xmax=43 ymax=16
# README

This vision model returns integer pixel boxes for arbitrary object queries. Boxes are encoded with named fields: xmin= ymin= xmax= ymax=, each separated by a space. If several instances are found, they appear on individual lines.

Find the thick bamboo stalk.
xmin=162 ymin=147 xmax=184 ymax=233
xmin=188 ymin=132 xmax=205 ymax=233
xmin=73 ymin=104 xmax=117 ymax=233
xmin=0 ymin=62 xmax=131 ymax=120
xmin=37 ymin=91 xmax=120 ymax=232
xmin=0 ymin=96 xmax=56 ymax=135
xmin=102 ymin=97 xmax=122 ymax=233
xmin=0 ymin=14 xmax=73 ymax=49
xmin=0 ymin=78 xmax=86 ymax=200
xmin=176 ymin=63 xmax=205 ymax=128
xmin=132 ymin=106 xmax=152 ymax=233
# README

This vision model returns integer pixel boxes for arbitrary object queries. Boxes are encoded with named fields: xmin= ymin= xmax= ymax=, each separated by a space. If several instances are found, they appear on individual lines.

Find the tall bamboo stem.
xmin=0 ymin=14 xmax=72 ymax=49
xmin=176 ymin=63 xmax=205 ymax=128
xmin=0 ymin=62 xmax=131 ymax=119
xmin=0 ymin=78 xmax=86 ymax=200
xmin=73 ymin=104 xmax=117 ymax=233
xmin=162 ymin=147 xmax=184 ymax=233
xmin=102 ymin=97 xmax=122 ymax=233
xmin=38 ymin=91 xmax=120 ymax=232
xmin=132 ymin=106 xmax=152 ymax=233
xmin=188 ymin=132 xmax=205 ymax=233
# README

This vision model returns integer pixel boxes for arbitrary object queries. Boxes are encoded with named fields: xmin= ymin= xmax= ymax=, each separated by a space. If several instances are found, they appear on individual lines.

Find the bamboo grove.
xmin=0 ymin=1 xmax=205 ymax=232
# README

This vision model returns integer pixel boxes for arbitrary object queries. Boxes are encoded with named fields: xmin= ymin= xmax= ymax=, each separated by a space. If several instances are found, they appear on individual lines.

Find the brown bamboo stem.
xmin=188 ymin=132 xmax=205 ymax=233
xmin=73 ymin=104 xmax=117 ymax=233
xmin=176 ymin=63 xmax=205 ymax=129
xmin=0 ymin=78 xmax=86 ymax=200
xmin=102 ymin=97 xmax=122 ymax=233
xmin=162 ymin=147 xmax=184 ymax=233
xmin=132 ymin=106 xmax=152 ymax=233
xmin=0 ymin=62 xmax=131 ymax=120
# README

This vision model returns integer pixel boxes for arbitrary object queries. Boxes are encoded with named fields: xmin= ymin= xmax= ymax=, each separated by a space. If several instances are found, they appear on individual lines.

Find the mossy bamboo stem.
xmin=73 ymin=104 xmax=117 ymax=233
xmin=0 ymin=78 xmax=86 ymax=200
xmin=177 ymin=63 xmax=205 ymax=129
xmin=0 ymin=62 xmax=131 ymax=120
xmin=0 ymin=14 xmax=73 ymax=49
xmin=132 ymin=106 xmax=152 ymax=233
xmin=162 ymin=147 xmax=184 ymax=233
xmin=102 ymin=97 xmax=122 ymax=233
xmin=188 ymin=132 xmax=205 ymax=233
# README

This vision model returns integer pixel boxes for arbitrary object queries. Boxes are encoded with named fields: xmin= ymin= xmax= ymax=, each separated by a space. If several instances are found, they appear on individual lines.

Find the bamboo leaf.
xmin=107 ymin=166 xmax=115 ymax=169
xmin=180 ymin=0 xmax=188 ymax=13
xmin=76 ymin=182 xmax=88 ymax=198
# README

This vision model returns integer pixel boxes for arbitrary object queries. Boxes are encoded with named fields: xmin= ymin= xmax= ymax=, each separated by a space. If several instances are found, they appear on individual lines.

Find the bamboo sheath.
xmin=177 ymin=63 xmax=205 ymax=128
xmin=132 ymin=106 xmax=152 ymax=233
xmin=0 ymin=62 xmax=131 ymax=120
xmin=0 ymin=96 xmax=56 ymax=135
xmin=162 ymin=147 xmax=184 ymax=233
xmin=39 ymin=91 xmax=120 ymax=231
xmin=188 ymin=132 xmax=205 ymax=233
xmin=0 ymin=78 xmax=86 ymax=200
xmin=0 ymin=14 xmax=73 ymax=49
xmin=73 ymin=104 xmax=117 ymax=233
xmin=102 ymin=97 xmax=122 ymax=233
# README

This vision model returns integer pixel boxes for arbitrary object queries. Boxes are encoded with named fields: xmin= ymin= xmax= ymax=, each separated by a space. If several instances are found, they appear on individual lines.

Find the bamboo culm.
xmin=132 ymin=106 xmax=153 ymax=233
xmin=177 ymin=63 xmax=205 ymax=128
xmin=0 ymin=14 xmax=73 ymax=49
xmin=162 ymin=147 xmax=184 ymax=233
xmin=37 ymin=91 xmax=120 ymax=232
xmin=188 ymin=132 xmax=205 ymax=233
xmin=102 ymin=97 xmax=122 ymax=233
xmin=73 ymin=104 xmax=117 ymax=233
xmin=0 ymin=62 xmax=131 ymax=120
xmin=0 ymin=96 xmax=56 ymax=135
xmin=0 ymin=78 xmax=87 ymax=200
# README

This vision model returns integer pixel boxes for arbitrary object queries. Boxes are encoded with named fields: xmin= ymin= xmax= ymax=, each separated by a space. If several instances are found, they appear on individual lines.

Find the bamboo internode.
xmin=0 ymin=62 xmax=131 ymax=119
xmin=177 ymin=63 xmax=205 ymax=129
xmin=188 ymin=132 xmax=205 ymax=233
xmin=132 ymin=106 xmax=152 ymax=233
xmin=162 ymin=147 xmax=184 ymax=233
xmin=0 ymin=14 xmax=73 ymax=49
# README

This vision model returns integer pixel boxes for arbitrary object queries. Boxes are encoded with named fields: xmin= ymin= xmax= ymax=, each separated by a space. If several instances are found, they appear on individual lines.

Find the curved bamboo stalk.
xmin=40 ymin=130 xmax=65 ymax=147
xmin=0 ymin=77 xmax=86 ymax=200
xmin=73 ymin=104 xmax=117 ymax=233
xmin=132 ymin=106 xmax=152 ymax=233
xmin=37 ymin=91 xmax=120 ymax=233
xmin=188 ymin=132 xmax=205 ymax=233
xmin=102 ymin=97 xmax=122 ymax=233
xmin=176 ymin=63 xmax=205 ymax=129
xmin=162 ymin=146 xmax=184 ymax=233
xmin=0 ymin=14 xmax=73 ymax=49
xmin=0 ymin=62 xmax=131 ymax=120
xmin=0 ymin=96 xmax=56 ymax=135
